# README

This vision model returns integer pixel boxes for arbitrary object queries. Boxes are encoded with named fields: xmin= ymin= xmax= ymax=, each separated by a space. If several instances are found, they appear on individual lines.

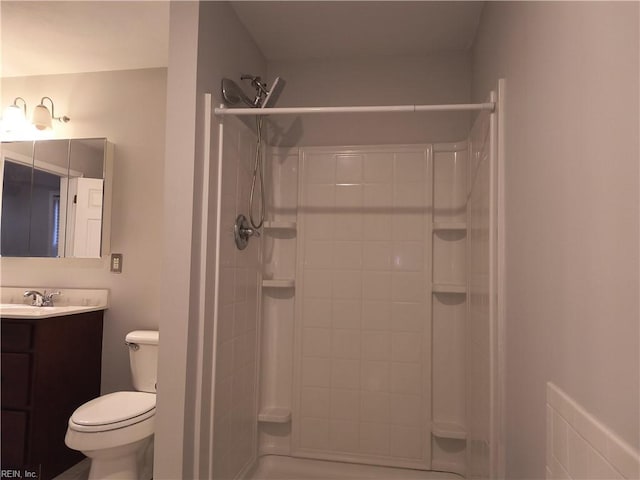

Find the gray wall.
xmin=156 ymin=2 xmax=266 ymax=478
xmin=267 ymin=53 xmax=471 ymax=146
xmin=1 ymin=68 xmax=167 ymax=394
xmin=471 ymin=2 xmax=639 ymax=477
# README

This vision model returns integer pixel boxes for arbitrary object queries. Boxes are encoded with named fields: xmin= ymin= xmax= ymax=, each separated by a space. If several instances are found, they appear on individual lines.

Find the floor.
xmin=54 ymin=454 xmax=463 ymax=480
xmin=247 ymin=455 xmax=463 ymax=480
xmin=52 ymin=458 xmax=90 ymax=480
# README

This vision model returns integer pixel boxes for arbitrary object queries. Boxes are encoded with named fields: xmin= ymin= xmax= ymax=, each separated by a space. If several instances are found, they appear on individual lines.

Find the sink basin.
xmin=0 ymin=304 xmax=106 ymax=319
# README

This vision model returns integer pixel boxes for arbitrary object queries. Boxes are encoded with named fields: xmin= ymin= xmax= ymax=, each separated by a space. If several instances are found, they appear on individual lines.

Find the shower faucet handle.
xmin=234 ymin=214 xmax=260 ymax=250
xmin=241 ymin=224 xmax=260 ymax=238
xmin=246 ymin=226 xmax=260 ymax=237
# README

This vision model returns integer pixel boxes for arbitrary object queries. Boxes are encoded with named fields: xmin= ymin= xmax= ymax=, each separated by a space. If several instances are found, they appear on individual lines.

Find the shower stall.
xmin=195 ymin=77 xmax=505 ymax=480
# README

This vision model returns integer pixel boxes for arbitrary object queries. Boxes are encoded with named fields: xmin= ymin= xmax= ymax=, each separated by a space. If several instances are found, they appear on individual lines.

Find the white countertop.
xmin=0 ymin=287 xmax=109 ymax=319
xmin=0 ymin=304 xmax=107 ymax=319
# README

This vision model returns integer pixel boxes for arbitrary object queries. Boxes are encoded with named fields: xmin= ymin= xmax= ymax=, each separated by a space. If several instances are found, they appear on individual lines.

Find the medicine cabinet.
xmin=0 ymin=138 xmax=113 ymax=258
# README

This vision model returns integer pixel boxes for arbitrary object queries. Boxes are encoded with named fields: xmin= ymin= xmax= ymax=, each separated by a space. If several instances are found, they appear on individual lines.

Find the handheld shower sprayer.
xmin=222 ymin=74 xmax=287 ymax=250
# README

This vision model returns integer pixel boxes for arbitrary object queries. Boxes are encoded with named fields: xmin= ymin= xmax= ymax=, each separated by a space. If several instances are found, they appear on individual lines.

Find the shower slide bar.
xmin=214 ymin=102 xmax=495 ymax=116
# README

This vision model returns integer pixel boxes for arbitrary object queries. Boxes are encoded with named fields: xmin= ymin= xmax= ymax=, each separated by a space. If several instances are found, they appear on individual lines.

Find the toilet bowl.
xmin=65 ymin=331 xmax=158 ymax=480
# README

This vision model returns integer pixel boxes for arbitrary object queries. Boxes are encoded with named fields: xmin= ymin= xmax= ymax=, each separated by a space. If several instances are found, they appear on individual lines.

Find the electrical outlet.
xmin=110 ymin=253 xmax=123 ymax=273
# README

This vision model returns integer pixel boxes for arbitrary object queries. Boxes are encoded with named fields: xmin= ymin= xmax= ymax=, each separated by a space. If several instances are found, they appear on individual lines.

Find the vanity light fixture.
xmin=2 ymin=97 xmax=28 ymax=132
xmin=32 ymin=96 xmax=70 ymax=131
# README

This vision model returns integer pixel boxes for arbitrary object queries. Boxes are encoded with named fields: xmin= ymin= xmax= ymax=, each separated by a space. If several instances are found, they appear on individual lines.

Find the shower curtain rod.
xmin=214 ymin=102 xmax=495 ymax=116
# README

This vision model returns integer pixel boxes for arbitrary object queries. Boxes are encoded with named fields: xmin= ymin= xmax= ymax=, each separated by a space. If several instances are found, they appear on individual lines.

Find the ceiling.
xmin=231 ymin=1 xmax=484 ymax=61
xmin=1 ymin=1 xmax=483 ymax=77
xmin=0 ymin=1 xmax=170 ymax=77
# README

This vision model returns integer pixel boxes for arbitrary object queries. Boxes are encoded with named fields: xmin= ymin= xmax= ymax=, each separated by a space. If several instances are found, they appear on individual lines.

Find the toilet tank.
xmin=125 ymin=330 xmax=159 ymax=393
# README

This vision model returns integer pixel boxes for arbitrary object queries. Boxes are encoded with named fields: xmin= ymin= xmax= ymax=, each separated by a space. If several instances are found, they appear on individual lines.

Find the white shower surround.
xmin=465 ymin=87 xmax=503 ymax=479
xmin=293 ymin=145 xmax=434 ymax=469
xmin=207 ymin=87 xmax=503 ymax=480
xmin=209 ymin=111 xmax=262 ymax=480
xmin=247 ymin=455 xmax=461 ymax=479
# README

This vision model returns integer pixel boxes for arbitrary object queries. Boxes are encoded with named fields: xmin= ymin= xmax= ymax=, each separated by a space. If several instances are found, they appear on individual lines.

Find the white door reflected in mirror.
xmin=68 ymin=177 xmax=104 ymax=257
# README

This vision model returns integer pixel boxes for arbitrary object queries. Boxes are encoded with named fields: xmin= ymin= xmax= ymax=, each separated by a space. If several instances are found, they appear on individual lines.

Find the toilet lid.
xmin=71 ymin=391 xmax=156 ymax=427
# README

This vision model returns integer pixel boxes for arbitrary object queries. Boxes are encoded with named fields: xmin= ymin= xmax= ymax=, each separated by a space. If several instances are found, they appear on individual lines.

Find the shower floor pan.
xmin=247 ymin=455 xmax=462 ymax=480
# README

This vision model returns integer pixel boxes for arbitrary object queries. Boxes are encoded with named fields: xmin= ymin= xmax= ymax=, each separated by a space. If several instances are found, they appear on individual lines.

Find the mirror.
xmin=0 ymin=138 xmax=112 ymax=258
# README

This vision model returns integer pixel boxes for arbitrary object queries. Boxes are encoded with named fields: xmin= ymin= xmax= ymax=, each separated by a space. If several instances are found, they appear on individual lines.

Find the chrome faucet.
xmin=24 ymin=290 xmax=61 ymax=307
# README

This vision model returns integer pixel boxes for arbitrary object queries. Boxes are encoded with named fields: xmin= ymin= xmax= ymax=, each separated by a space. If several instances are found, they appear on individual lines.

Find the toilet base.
xmin=83 ymin=437 xmax=153 ymax=480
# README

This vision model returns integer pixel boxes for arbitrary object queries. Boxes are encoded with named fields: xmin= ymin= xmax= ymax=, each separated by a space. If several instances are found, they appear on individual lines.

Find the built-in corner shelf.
xmin=262 ymin=279 xmax=295 ymax=289
xmin=264 ymin=221 xmax=297 ymax=232
xmin=258 ymin=407 xmax=292 ymax=424
xmin=433 ymin=221 xmax=467 ymax=232
xmin=431 ymin=460 xmax=465 ymax=477
xmin=431 ymin=421 xmax=467 ymax=440
xmin=432 ymin=284 xmax=467 ymax=294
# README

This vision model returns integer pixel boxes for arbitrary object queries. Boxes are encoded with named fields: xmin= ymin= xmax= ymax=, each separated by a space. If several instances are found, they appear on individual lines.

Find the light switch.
xmin=110 ymin=253 xmax=123 ymax=273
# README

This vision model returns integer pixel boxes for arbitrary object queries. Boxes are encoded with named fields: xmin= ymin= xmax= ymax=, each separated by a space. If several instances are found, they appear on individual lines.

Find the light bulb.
xmin=32 ymin=104 xmax=53 ymax=130
xmin=2 ymin=103 xmax=27 ymax=133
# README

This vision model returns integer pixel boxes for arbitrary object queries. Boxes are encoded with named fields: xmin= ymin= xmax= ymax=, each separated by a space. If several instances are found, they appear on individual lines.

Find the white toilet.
xmin=65 ymin=330 xmax=159 ymax=480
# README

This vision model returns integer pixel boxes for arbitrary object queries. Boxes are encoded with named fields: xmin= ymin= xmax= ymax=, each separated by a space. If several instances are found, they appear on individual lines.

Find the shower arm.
xmin=241 ymin=75 xmax=269 ymax=106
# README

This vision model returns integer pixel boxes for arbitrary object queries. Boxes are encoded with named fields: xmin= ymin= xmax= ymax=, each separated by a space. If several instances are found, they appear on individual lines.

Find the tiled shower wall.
xmin=292 ymin=146 xmax=433 ymax=469
xmin=546 ymin=383 xmax=640 ymax=479
xmin=211 ymin=115 xmax=261 ymax=480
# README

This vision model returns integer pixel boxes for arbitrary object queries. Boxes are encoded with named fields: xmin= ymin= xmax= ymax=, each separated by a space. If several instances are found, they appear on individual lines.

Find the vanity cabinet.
xmin=1 ymin=311 xmax=103 ymax=479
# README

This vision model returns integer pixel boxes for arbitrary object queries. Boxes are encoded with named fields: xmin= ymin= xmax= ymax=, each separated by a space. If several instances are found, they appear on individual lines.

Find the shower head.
xmin=222 ymin=75 xmax=286 ymax=108
xmin=221 ymin=78 xmax=254 ymax=107
xmin=261 ymin=77 xmax=286 ymax=108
